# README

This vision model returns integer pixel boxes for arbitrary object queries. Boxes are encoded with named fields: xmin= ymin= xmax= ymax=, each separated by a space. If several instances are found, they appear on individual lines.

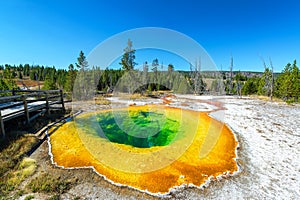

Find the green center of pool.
xmin=95 ymin=110 xmax=180 ymax=148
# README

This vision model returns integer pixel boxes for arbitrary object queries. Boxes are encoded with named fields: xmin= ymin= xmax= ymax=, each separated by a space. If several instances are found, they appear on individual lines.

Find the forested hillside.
xmin=1 ymin=47 xmax=299 ymax=102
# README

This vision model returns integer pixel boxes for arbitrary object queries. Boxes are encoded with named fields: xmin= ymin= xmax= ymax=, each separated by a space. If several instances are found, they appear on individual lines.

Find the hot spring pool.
xmin=49 ymin=105 xmax=238 ymax=195
xmin=95 ymin=108 xmax=180 ymax=148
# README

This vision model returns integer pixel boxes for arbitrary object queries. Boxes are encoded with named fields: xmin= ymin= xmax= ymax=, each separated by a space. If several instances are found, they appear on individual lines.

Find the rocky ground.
xmin=17 ymin=95 xmax=300 ymax=199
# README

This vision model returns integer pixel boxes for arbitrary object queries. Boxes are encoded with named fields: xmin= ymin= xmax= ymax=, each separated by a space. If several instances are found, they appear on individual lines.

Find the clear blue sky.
xmin=0 ymin=0 xmax=299 ymax=72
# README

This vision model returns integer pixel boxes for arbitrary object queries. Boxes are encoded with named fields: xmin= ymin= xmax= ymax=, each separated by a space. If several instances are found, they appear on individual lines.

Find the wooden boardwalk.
xmin=0 ymin=90 xmax=65 ymax=138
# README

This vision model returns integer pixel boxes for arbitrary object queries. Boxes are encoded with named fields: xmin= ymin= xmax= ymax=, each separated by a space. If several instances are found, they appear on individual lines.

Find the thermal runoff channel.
xmin=49 ymin=105 xmax=238 ymax=194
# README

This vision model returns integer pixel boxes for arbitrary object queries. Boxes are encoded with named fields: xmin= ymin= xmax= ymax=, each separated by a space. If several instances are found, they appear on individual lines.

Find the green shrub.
xmin=24 ymin=195 xmax=34 ymax=200
xmin=47 ymin=194 xmax=60 ymax=200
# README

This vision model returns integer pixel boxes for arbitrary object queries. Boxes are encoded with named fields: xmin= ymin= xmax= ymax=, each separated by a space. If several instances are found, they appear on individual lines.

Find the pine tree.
xmin=18 ymin=71 xmax=23 ymax=79
xmin=57 ymin=69 xmax=67 ymax=89
xmin=119 ymin=39 xmax=138 ymax=93
xmin=258 ymin=67 xmax=272 ymax=97
xmin=76 ymin=51 xmax=88 ymax=71
xmin=276 ymin=63 xmax=293 ymax=100
xmin=0 ymin=79 xmax=9 ymax=92
xmin=175 ymin=78 xmax=191 ymax=94
xmin=291 ymin=60 xmax=300 ymax=102
xmin=274 ymin=60 xmax=300 ymax=102
xmin=43 ymin=70 xmax=57 ymax=90
xmin=242 ymin=77 xmax=259 ymax=95
xmin=120 ymin=39 xmax=137 ymax=71
xmin=73 ymin=51 xmax=95 ymax=100
xmin=152 ymin=58 xmax=159 ymax=90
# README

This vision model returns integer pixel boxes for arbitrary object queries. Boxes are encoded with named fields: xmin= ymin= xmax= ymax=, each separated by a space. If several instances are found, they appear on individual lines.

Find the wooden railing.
xmin=0 ymin=90 xmax=65 ymax=138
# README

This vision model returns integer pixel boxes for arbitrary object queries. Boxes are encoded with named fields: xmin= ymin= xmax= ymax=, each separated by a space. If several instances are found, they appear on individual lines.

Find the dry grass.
xmin=115 ymin=93 xmax=146 ymax=100
xmin=27 ymin=173 xmax=74 ymax=194
xmin=94 ymin=95 xmax=111 ymax=105
xmin=249 ymin=95 xmax=284 ymax=103
xmin=0 ymin=135 xmax=39 ymax=199
xmin=6 ymin=157 xmax=37 ymax=189
xmin=15 ymin=78 xmax=44 ymax=88
xmin=19 ymin=158 xmax=37 ymax=177
xmin=116 ymin=91 xmax=173 ymax=100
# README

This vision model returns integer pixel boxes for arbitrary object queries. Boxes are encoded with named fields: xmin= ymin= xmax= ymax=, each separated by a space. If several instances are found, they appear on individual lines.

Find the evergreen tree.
xmin=57 ymin=69 xmax=67 ymax=89
xmin=235 ymin=71 xmax=243 ymax=97
xmin=120 ymin=39 xmax=137 ymax=71
xmin=23 ymin=64 xmax=30 ymax=76
xmin=242 ymin=77 xmax=259 ymax=95
xmin=119 ymin=39 xmax=138 ymax=93
xmin=168 ymin=64 xmax=174 ymax=73
xmin=175 ymin=77 xmax=191 ymax=94
xmin=152 ymin=58 xmax=159 ymax=90
xmin=141 ymin=62 xmax=148 ymax=90
xmin=43 ymin=70 xmax=57 ymax=90
xmin=3 ymin=65 xmax=11 ymax=79
xmin=73 ymin=51 xmax=95 ymax=100
xmin=258 ymin=67 xmax=272 ymax=96
xmin=43 ymin=75 xmax=57 ymax=90
xmin=273 ymin=60 xmax=300 ymax=102
xmin=0 ymin=79 xmax=9 ymax=92
xmin=18 ymin=71 xmax=23 ymax=79
xmin=76 ymin=51 xmax=88 ymax=71
xmin=291 ymin=60 xmax=300 ymax=102
xmin=29 ymin=70 xmax=36 ymax=80
xmin=276 ymin=63 xmax=293 ymax=100
xmin=65 ymin=64 xmax=77 ymax=92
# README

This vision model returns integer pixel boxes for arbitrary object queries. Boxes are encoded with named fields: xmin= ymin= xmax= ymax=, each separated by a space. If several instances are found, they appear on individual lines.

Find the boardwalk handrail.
xmin=0 ymin=89 xmax=61 ymax=94
xmin=0 ymin=90 xmax=65 ymax=138
xmin=0 ymin=92 xmax=42 ymax=102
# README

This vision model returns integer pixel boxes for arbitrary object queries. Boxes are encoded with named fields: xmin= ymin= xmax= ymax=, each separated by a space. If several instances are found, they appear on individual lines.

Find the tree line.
xmin=0 ymin=39 xmax=205 ymax=97
xmin=1 ymin=39 xmax=299 ymax=102
xmin=231 ymin=60 xmax=300 ymax=102
xmin=0 ymin=64 xmax=69 ymax=91
xmin=205 ymin=56 xmax=300 ymax=103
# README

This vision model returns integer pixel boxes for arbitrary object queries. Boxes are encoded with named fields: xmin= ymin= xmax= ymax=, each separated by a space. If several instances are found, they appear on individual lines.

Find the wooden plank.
xmin=22 ymin=95 xmax=30 ymax=124
xmin=47 ymin=95 xmax=61 ymax=99
xmin=49 ymin=100 xmax=61 ymax=105
xmin=0 ymin=94 xmax=23 ymax=102
xmin=0 ymin=102 xmax=24 ymax=110
xmin=60 ymin=90 xmax=65 ymax=112
xmin=49 ymin=106 xmax=64 ymax=110
xmin=2 ymin=102 xmax=46 ymax=122
xmin=2 ymin=109 xmax=25 ymax=120
xmin=29 ymin=110 xmax=46 ymax=122
xmin=0 ymin=110 xmax=5 ymax=138
xmin=3 ymin=111 xmax=25 ymax=122
xmin=46 ymin=90 xmax=61 ymax=94
xmin=45 ymin=92 xmax=50 ymax=115
xmin=0 ymin=90 xmax=14 ymax=93
xmin=0 ymin=89 xmax=60 ymax=94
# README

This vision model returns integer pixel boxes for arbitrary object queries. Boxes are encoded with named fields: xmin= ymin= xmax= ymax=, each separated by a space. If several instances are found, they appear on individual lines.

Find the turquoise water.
xmin=95 ymin=110 xmax=180 ymax=148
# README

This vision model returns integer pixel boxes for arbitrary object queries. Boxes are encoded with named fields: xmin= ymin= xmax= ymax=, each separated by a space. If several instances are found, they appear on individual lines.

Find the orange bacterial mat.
xmin=49 ymin=105 xmax=238 ymax=195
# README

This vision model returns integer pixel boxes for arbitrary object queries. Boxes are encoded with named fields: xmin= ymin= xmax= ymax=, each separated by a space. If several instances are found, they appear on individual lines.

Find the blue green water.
xmin=95 ymin=110 xmax=180 ymax=148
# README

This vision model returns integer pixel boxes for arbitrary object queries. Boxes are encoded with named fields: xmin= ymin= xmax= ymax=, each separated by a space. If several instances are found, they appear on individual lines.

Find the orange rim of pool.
xmin=49 ymin=105 xmax=238 ymax=195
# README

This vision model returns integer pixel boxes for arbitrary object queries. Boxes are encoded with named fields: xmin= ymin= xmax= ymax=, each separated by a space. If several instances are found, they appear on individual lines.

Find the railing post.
xmin=0 ymin=110 xmax=5 ymax=139
xmin=60 ymin=90 xmax=65 ymax=113
xmin=22 ymin=95 xmax=30 ymax=124
xmin=45 ymin=92 xmax=50 ymax=115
